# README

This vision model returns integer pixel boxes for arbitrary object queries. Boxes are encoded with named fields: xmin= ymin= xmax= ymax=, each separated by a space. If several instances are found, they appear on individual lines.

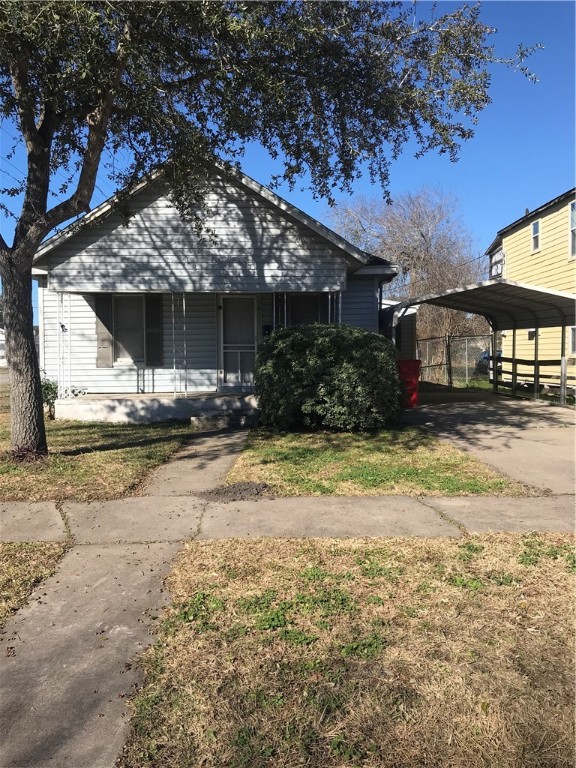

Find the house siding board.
xmin=501 ymin=200 xmax=575 ymax=290
xmin=496 ymin=194 xmax=576 ymax=385
xmin=42 ymin=291 xmax=220 ymax=394
xmin=41 ymin=288 xmax=59 ymax=380
xmin=340 ymin=276 xmax=377 ymax=331
xmin=46 ymin=180 xmax=347 ymax=293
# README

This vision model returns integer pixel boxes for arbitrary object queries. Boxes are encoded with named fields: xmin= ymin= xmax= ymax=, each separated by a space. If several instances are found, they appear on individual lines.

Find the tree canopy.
xmin=0 ymin=0 xmax=535 ymax=454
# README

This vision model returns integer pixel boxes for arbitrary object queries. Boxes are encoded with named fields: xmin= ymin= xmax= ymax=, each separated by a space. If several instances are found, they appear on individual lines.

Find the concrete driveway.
xmin=404 ymin=392 xmax=575 ymax=496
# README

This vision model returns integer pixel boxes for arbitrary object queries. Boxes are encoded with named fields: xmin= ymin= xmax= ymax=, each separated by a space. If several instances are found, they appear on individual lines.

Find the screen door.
xmin=220 ymin=296 xmax=256 ymax=387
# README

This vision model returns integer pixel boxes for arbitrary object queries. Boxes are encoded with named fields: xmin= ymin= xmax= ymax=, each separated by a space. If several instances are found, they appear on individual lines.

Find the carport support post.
xmin=491 ymin=328 xmax=498 ymax=394
xmin=533 ymin=327 xmax=540 ymax=400
xmin=560 ymin=323 xmax=567 ymax=406
xmin=511 ymin=328 xmax=517 ymax=397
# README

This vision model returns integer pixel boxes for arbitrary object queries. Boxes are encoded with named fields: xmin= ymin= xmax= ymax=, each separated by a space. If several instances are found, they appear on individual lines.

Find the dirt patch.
xmin=199 ymin=481 xmax=274 ymax=503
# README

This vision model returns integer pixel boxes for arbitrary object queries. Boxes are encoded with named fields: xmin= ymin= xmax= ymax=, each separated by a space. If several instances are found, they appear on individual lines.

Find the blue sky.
xmin=1 ymin=1 xmax=575 ymax=319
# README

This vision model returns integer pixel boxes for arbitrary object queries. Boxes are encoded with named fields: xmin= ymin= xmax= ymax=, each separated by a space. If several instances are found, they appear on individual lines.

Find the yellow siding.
xmin=501 ymin=197 xmax=576 ymax=291
xmin=501 ymin=328 xmax=575 ymax=385
xmin=498 ymin=194 xmax=575 ymax=388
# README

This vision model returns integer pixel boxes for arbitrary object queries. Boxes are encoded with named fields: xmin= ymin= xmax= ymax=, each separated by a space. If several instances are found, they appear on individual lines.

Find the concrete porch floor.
xmin=54 ymin=391 xmax=258 ymax=423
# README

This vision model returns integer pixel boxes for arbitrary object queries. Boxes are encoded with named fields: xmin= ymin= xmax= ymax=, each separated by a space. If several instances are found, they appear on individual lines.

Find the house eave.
xmin=350 ymin=264 xmax=399 ymax=278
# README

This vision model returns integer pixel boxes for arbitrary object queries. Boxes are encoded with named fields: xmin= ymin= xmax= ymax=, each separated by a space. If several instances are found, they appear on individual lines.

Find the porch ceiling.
xmin=383 ymin=279 xmax=576 ymax=331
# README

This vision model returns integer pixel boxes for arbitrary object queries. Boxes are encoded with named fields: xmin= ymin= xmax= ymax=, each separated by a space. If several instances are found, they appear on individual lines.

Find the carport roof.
xmin=383 ymin=279 xmax=576 ymax=331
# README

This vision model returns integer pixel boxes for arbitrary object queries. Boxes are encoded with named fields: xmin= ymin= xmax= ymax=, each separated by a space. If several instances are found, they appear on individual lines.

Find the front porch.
xmin=54 ymin=391 xmax=258 ymax=425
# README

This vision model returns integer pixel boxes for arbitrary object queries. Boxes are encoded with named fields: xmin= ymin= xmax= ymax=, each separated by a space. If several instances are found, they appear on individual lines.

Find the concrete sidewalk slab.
xmin=0 ymin=502 xmax=66 ymax=542
xmin=64 ymin=496 xmax=205 ymax=544
xmin=198 ymin=496 xmax=462 ymax=539
xmin=142 ymin=429 xmax=247 ymax=496
xmin=425 ymin=495 xmax=575 ymax=533
xmin=0 ymin=541 xmax=179 ymax=768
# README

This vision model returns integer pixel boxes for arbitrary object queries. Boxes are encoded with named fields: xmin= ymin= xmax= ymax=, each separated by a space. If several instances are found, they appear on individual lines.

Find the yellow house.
xmin=485 ymin=188 xmax=576 ymax=393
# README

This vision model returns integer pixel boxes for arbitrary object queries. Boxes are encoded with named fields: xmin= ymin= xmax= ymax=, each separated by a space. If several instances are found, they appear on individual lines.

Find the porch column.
xmin=183 ymin=293 xmax=188 ymax=397
xmin=57 ymin=292 xmax=72 ymax=399
xmin=171 ymin=293 xmax=176 ymax=398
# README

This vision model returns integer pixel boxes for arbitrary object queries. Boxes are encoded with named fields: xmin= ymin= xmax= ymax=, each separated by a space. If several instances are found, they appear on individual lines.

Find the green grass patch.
xmin=227 ymin=427 xmax=530 ymax=496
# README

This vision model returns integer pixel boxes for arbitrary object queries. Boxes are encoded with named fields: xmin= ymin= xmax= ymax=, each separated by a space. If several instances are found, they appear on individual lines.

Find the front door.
xmin=220 ymin=296 xmax=256 ymax=388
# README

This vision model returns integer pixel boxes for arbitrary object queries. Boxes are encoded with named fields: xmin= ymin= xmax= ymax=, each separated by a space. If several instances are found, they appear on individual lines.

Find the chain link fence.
xmin=417 ymin=335 xmax=492 ymax=387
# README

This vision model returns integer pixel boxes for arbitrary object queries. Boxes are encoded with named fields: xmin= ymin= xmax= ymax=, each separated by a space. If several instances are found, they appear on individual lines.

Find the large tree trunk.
xmin=3 ymin=267 xmax=47 ymax=456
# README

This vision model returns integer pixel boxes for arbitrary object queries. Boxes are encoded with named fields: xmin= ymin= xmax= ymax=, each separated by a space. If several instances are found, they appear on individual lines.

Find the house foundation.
xmin=54 ymin=392 xmax=258 ymax=424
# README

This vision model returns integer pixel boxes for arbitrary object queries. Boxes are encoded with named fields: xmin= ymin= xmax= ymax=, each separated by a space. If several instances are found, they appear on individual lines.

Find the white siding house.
xmin=33 ymin=168 xmax=398 ymax=419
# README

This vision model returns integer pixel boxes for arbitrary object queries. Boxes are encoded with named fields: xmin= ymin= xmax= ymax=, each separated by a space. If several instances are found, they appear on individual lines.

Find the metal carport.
xmin=381 ymin=279 xmax=576 ymax=404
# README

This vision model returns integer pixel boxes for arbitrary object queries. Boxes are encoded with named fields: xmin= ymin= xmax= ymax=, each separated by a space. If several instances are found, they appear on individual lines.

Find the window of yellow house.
xmin=570 ymin=202 xmax=576 ymax=258
xmin=570 ymin=327 xmax=576 ymax=356
xmin=531 ymin=220 xmax=540 ymax=251
xmin=490 ymin=247 xmax=504 ymax=278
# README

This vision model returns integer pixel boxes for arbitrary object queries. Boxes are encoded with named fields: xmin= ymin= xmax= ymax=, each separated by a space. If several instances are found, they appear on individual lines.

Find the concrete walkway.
xmin=1 ymin=412 xmax=574 ymax=768
xmin=405 ymin=394 xmax=576 ymax=494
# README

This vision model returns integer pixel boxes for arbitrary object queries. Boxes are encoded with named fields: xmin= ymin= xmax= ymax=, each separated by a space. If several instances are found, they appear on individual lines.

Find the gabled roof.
xmin=486 ymin=187 xmax=576 ymax=255
xmin=33 ymin=166 xmax=398 ymax=276
xmin=381 ymin=279 xmax=576 ymax=331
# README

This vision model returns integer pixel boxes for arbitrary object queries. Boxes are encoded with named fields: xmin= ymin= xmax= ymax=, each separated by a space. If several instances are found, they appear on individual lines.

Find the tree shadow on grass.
xmin=54 ymin=425 xmax=245 ymax=461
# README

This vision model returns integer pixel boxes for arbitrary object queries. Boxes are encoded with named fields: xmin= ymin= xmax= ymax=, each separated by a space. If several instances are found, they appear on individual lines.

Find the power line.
xmin=0 ymin=164 xmax=24 ymax=186
xmin=0 ymin=155 xmax=25 ymax=179
xmin=1 ymin=125 xmax=120 ymax=198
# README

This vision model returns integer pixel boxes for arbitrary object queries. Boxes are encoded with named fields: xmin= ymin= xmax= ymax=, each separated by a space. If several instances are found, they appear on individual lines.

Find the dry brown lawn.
xmin=0 ymin=384 xmax=195 ymax=501
xmin=119 ymin=533 xmax=575 ymax=768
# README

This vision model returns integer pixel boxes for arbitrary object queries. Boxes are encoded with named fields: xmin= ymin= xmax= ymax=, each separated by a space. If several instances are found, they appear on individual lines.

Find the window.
xmin=489 ymin=247 xmax=504 ymax=278
xmin=114 ymin=296 xmax=144 ymax=362
xmin=273 ymin=293 xmax=330 ymax=327
xmin=531 ymin=220 xmax=540 ymax=251
xmin=95 ymin=294 xmax=163 ymax=368
xmin=570 ymin=202 xmax=576 ymax=258
xmin=571 ymin=327 xmax=576 ymax=356
xmin=288 ymin=294 xmax=329 ymax=326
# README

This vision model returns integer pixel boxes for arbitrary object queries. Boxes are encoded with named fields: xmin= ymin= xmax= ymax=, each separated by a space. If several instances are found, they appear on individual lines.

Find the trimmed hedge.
xmin=255 ymin=324 xmax=402 ymax=432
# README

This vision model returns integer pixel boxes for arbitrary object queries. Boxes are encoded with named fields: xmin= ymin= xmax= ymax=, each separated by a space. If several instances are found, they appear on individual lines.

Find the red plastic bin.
xmin=397 ymin=359 xmax=421 ymax=408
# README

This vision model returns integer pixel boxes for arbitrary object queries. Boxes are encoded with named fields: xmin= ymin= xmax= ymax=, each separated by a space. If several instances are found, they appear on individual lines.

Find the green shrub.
xmin=255 ymin=324 xmax=402 ymax=432
xmin=40 ymin=374 xmax=58 ymax=419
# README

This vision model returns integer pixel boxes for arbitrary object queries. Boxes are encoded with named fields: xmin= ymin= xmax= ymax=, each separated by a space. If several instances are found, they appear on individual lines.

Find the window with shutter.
xmin=114 ymin=296 xmax=145 ymax=362
xmin=95 ymin=295 xmax=164 ymax=367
